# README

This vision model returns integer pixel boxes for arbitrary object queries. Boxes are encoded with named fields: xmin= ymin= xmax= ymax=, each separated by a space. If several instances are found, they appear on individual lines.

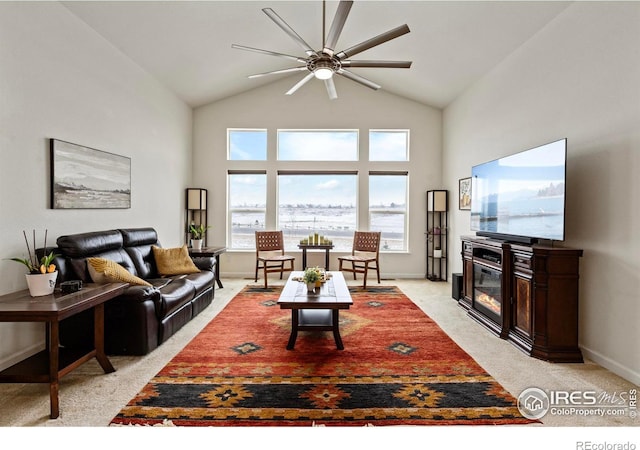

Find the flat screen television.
xmin=471 ymin=138 xmax=567 ymax=243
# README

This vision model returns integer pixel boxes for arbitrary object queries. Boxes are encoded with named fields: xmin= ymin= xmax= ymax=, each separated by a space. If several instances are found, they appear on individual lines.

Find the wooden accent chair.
xmin=338 ymin=231 xmax=381 ymax=289
xmin=254 ymin=230 xmax=295 ymax=288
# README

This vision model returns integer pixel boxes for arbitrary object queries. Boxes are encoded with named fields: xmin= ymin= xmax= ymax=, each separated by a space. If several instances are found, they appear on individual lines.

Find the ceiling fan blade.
xmin=248 ymin=67 xmax=309 ymax=79
xmin=336 ymin=69 xmax=381 ymax=90
xmin=231 ymin=44 xmax=307 ymax=63
xmin=324 ymin=77 xmax=338 ymax=100
xmin=323 ymin=0 xmax=353 ymax=56
xmin=286 ymin=72 xmax=315 ymax=95
xmin=335 ymin=24 xmax=410 ymax=60
xmin=341 ymin=60 xmax=412 ymax=69
xmin=262 ymin=8 xmax=317 ymax=57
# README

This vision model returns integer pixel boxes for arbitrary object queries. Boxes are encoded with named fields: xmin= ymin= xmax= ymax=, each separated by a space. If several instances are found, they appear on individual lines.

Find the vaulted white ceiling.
xmin=62 ymin=1 xmax=571 ymax=108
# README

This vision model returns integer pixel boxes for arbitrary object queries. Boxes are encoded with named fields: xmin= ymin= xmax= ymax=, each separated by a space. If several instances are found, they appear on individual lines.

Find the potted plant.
xmin=189 ymin=224 xmax=211 ymax=250
xmin=7 ymin=230 xmax=59 ymax=296
xmin=303 ymin=267 xmax=320 ymax=293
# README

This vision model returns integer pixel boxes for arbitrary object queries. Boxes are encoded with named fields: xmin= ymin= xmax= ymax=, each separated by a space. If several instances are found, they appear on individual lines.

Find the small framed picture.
xmin=459 ymin=177 xmax=471 ymax=210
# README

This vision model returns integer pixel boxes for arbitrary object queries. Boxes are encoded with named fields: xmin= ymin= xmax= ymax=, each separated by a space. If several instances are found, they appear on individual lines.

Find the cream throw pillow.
xmin=152 ymin=245 xmax=200 ymax=276
xmin=87 ymin=257 xmax=152 ymax=287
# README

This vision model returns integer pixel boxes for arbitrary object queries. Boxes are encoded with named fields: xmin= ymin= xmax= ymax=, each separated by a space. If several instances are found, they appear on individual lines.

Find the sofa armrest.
xmin=191 ymin=256 xmax=216 ymax=272
xmin=119 ymin=285 xmax=162 ymax=306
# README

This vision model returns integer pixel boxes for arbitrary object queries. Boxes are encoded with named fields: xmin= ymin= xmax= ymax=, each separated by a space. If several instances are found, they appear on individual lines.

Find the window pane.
xmin=369 ymin=130 xmax=409 ymax=161
xmin=228 ymin=129 xmax=267 ymax=160
xmin=229 ymin=173 xmax=266 ymax=249
xmin=371 ymin=213 xmax=406 ymax=251
xmin=230 ymin=211 xmax=265 ymax=249
xmin=278 ymin=130 xmax=358 ymax=161
xmin=278 ymin=174 xmax=357 ymax=251
xmin=369 ymin=174 xmax=407 ymax=251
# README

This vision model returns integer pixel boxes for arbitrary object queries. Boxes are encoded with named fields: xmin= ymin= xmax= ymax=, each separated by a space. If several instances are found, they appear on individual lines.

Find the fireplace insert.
xmin=473 ymin=263 xmax=502 ymax=324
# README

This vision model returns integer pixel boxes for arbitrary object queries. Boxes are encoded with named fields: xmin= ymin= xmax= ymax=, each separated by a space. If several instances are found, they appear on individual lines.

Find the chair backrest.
xmin=255 ymin=231 xmax=285 ymax=256
xmin=352 ymin=231 xmax=381 ymax=257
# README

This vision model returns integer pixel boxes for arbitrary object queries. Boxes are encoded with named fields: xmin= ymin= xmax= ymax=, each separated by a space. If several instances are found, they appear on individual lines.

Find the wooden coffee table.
xmin=277 ymin=271 xmax=353 ymax=350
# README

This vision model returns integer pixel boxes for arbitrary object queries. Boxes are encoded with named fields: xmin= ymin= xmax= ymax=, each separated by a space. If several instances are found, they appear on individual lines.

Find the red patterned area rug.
xmin=110 ymin=285 xmax=535 ymax=427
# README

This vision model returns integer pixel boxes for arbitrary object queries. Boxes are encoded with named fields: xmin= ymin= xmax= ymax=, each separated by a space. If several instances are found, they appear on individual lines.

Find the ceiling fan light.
xmin=314 ymin=67 xmax=333 ymax=80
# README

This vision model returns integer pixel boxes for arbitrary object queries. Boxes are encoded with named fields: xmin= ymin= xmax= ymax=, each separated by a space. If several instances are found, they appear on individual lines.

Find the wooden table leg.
xmin=215 ymin=254 xmax=223 ymax=288
xmin=286 ymin=309 xmax=299 ymax=350
xmin=94 ymin=304 xmax=115 ymax=373
xmin=332 ymin=310 xmax=344 ymax=350
xmin=48 ymin=321 xmax=60 ymax=419
xmin=302 ymin=249 xmax=307 ymax=270
xmin=325 ymin=249 xmax=330 ymax=270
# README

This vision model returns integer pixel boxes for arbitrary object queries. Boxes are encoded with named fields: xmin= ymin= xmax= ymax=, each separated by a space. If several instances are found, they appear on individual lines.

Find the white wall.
xmin=0 ymin=3 xmax=192 ymax=370
xmin=443 ymin=2 xmax=640 ymax=384
xmin=194 ymin=75 xmax=441 ymax=278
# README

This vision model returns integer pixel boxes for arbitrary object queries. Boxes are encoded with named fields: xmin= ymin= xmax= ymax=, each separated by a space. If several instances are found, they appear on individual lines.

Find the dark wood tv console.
xmin=461 ymin=236 xmax=583 ymax=363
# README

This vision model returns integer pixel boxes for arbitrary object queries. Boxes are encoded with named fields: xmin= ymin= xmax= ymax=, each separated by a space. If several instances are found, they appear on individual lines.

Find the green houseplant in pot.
xmin=189 ymin=224 xmax=211 ymax=250
xmin=303 ymin=267 xmax=320 ymax=294
xmin=7 ymin=230 xmax=59 ymax=296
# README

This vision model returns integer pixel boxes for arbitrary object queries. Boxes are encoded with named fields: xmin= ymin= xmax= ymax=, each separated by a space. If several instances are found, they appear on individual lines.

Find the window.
xmin=278 ymin=130 xmax=358 ymax=161
xmin=278 ymin=172 xmax=357 ymax=251
xmin=228 ymin=129 xmax=267 ymax=160
xmin=228 ymin=172 xmax=266 ymax=249
xmin=225 ymin=128 xmax=411 ymax=253
xmin=369 ymin=130 xmax=409 ymax=161
xmin=369 ymin=173 xmax=408 ymax=251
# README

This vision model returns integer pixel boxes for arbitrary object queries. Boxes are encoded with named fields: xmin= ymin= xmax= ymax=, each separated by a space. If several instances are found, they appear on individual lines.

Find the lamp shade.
xmin=427 ymin=190 xmax=447 ymax=212
xmin=186 ymin=188 xmax=207 ymax=210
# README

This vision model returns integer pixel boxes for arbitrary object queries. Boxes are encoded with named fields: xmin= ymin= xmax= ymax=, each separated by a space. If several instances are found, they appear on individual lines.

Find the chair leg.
xmin=264 ymin=266 xmax=268 ymax=288
xmin=255 ymin=261 xmax=259 ymax=282
xmin=351 ymin=262 xmax=357 ymax=280
xmin=279 ymin=262 xmax=284 ymax=280
xmin=363 ymin=263 xmax=368 ymax=289
xmin=376 ymin=263 xmax=381 ymax=284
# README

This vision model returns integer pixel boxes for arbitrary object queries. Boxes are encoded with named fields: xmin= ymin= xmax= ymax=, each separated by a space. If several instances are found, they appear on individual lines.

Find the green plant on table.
xmin=303 ymin=267 xmax=320 ymax=283
xmin=7 ymin=230 xmax=58 ymax=274
xmin=189 ymin=224 xmax=211 ymax=240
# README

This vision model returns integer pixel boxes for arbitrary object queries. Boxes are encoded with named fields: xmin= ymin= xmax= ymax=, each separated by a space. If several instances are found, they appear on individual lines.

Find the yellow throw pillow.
xmin=152 ymin=245 xmax=200 ymax=276
xmin=87 ymin=257 xmax=152 ymax=287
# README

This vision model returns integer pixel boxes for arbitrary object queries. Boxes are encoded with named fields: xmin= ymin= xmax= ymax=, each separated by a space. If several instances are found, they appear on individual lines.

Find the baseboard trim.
xmin=580 ymin=345 xmax=640 ymax=386
xmin=0 ymin=342 xmax=44 ymax=372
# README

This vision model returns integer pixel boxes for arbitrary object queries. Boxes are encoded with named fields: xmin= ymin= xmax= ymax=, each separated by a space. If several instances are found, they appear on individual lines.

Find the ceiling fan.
xmin=231 ymin=0 xmax=412 ymax=100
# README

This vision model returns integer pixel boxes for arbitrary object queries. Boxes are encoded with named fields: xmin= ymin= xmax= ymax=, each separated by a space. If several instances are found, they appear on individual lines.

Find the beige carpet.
xmin=0 ymin=278 xmax=637 ymax=443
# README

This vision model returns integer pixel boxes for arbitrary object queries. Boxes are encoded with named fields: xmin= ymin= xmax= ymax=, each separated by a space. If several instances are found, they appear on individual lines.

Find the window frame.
xmin=276 ymin=170 xmax=359 ymax=253
xmin=277 ymin=129 xmax=360 ymax=161
xmin=227 ymin=128 xmax=268 ymax=161
xmin=369 ymin=129 xmax=410 ymax=162
xmin=368 ymin=171 xmax=409 ymax=252
xmin=227 ymin=170 xmax=267 ymax=250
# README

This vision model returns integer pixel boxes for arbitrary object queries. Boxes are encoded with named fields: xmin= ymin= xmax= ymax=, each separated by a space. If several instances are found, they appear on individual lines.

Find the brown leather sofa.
xmin=51 ymin=227 xmax=215 ymax=355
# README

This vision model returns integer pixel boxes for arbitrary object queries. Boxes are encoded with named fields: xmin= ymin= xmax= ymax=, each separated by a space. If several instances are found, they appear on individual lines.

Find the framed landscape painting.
xmin=459 ymin=177 xmax=471 ymax=210
xmin=50 ymin=139 xmax=131 ymax=209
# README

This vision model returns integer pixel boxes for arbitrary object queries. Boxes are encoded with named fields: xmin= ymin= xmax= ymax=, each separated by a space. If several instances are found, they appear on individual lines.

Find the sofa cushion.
xmin=57 ymin=230 xmax=123 ymax=258
xmin=68 ymin=248 xmax=138 ymax=283
xmin=125 ymin=244 xmax=157 ymax=280
xmin=152 ymin=245 xmax=200 ymax=276
xmin=184 ymin=271 xmax=215 ymax=296
xmin=119 ymin=228 xmax=158 ymax=247
xmin=120 ymin=228 xmax=160 ymax=279
xmin=157 ymin=278 xmax=196 ymax=318
xmin=87 ymin=257 xmax=152 ymax=287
